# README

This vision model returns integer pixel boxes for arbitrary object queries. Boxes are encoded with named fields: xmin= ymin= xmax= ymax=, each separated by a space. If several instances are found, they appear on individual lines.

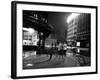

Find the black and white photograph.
xmin=11 ymin=1 xmax=97 ymax=79
xmin=23 ymin=11 xmax=91 ymax=69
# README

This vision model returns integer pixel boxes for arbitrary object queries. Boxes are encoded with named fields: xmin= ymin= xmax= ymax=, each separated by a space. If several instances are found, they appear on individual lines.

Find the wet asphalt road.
xmin=23 ymin=53 xmax=86 ymax=69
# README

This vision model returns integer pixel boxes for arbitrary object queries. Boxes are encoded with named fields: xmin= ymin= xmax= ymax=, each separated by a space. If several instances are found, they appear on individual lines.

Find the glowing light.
xmin=23 ymin=27 xmax=38 ymax=46
xmin=45 ymin=45 xmax=51 ymax=48
xmin=77 ymin=42 xmax=80 ymax=46
xmin=77 ymin=48 xmax=80 ymax=53
xmin=23 ymin=28 xmax=35 ymax=34
xmin=26 ymin=64 xmax=34 ymax=67
xmin=67 ymin=13 xmax=80 ymax=23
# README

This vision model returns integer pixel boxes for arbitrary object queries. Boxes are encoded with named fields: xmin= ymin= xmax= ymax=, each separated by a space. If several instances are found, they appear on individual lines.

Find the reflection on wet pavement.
xmin=23 ymin=49 xmax=90 ymax=69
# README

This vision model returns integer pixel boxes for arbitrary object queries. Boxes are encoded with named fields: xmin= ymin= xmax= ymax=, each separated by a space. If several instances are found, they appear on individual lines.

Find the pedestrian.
xmin=63 ymin=42 xmax=67 ymax=55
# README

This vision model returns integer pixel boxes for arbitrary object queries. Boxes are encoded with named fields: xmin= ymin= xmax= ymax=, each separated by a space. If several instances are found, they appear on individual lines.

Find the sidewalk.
xmin=23 ymin=54 xmax=50 ymax=64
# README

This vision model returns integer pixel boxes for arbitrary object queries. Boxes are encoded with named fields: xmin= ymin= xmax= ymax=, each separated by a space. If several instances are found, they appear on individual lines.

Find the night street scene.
xmin=23 ymin=10 xmax=91 ymax=69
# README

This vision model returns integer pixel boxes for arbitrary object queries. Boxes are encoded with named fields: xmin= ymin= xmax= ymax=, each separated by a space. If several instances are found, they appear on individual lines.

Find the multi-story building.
xmin=67 ymin=13 xmax=91 ymax=48
xmin=67 ymin=13 xmax=79 ymax=46
xmin=77 ymin=14 xmax=90 ymax=48
xmin=23 ymin=10 xmax=54 ymax=51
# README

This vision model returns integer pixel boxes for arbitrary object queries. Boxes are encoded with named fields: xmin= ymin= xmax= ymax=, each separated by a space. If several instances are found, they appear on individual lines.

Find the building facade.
xmin=23 ymin=10 xmax=54 ymax=51
xmin=76 ymin=14 xmax=90 ymax=48
xmin=67 ymin=13 xmax=91 ymax=48
xmin=67 ymin=13 xmax=79 ymax=46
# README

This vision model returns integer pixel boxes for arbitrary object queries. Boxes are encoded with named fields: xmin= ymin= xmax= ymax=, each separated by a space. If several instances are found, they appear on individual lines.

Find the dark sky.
xmin=48 ymin=12 xmax=70 ymax=42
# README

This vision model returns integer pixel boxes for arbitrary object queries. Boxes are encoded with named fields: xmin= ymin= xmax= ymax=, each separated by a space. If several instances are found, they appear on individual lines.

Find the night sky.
xmin=48 ymin=12 xmax=70 ymax=42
